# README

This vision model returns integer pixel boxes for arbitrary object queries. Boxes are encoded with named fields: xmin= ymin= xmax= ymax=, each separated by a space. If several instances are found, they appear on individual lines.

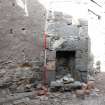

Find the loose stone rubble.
xmin=0 ymin=65 xmax=101 ymax=105
xmin=50 ymin=74 xmax=82 ymax=92
xmin=50 ymin=73 xmax=96 ymax=99
xmin=0 ymin=62 xmax=42 ymax=93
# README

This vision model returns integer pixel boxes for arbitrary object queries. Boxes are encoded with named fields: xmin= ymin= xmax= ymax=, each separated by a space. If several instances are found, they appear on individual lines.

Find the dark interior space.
xmin=56 ymin=51 xmax=76 ymax=79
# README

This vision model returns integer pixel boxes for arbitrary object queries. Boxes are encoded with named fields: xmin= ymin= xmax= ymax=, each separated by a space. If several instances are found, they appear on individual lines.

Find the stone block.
xmin=87 ymin=81 xmax=95 ymax=90
xmin=47 ymin=51 xmax=56 ymax=60
xmin=47 ymin=70 xmax=56 ymax=84
xmin=46 ymin=61 xmax=56 ymax=71
xmin=75 ymin=89 xmax=85 ymax=99
xmin=80 ymin=71 xmax=88 ymax=82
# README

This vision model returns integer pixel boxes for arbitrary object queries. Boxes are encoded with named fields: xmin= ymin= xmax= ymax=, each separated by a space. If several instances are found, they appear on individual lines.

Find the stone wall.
xmin=0 ymin=0 xmax=46 ymax=68
xmin=0 ymin=0 xmax=91 ymax=84
xmin=0 ymin=0 xmax=47 ymax=92
xmin=46 ymin=11 xmax=90 ymax=82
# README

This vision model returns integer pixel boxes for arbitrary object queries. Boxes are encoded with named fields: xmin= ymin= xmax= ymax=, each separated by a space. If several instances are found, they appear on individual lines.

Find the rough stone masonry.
xmin=46 ymin=11 xmax=91 ymax=82
xmin=0 ymin=0 xmax=47 ymax=91
xmin=0 ymin=0 xmax=91 ymax=85
xmin=0 ymin=0 xmax=46 ymax=67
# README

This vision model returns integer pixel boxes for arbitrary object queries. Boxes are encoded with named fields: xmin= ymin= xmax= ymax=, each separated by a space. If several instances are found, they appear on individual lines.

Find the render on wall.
xmin=0 ymin=0 xmax=46 ymax=68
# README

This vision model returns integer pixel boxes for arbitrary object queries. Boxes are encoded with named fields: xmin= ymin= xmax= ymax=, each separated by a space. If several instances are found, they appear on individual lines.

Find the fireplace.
xmin=46 ymin=11 xmax=90 ymax=82
xmin=56 ymin=51 xmax=76 ymax=79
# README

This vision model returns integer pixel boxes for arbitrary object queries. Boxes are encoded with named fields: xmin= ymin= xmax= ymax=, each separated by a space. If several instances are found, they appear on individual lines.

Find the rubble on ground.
xmin=0 ymin=63 xmax=100 ymax=104
xmin=50 ymin=73 xmax=98 ymax=99
xmin=0 ymin=62 xmax=42 ymax=94
xmin=50 ymin=74 xmax=82 ymax=92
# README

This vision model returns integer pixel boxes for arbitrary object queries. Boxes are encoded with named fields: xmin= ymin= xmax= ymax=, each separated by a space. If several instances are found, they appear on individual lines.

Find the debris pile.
xmin=50 ymin=73 xmax=96 ymax=98
xmin=0 ymin=62 xmax=42 ymax=94
xmin=0 ymin=60 xmax=99 ymax=105
xmin=50 ymin=74 xmax=82 ymax=92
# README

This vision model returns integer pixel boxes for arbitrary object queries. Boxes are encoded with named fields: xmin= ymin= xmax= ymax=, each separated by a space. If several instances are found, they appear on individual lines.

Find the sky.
xmin=89 ymin=0 xmax=105 ymax=71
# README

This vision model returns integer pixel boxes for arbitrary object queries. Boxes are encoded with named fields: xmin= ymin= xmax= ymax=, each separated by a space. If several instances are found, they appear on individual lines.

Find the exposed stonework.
xmin=46 ymin=11 xmax=90 ymax=82
xmin=0 ymin=0 xmax=46 ymax=68
xmin=0 ymin=0 xmax=91 ymax=85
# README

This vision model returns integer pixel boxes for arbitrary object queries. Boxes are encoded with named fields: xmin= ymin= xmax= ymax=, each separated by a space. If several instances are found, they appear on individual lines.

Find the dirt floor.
xmin=1 ymin=72 xmax=105 ymax=105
